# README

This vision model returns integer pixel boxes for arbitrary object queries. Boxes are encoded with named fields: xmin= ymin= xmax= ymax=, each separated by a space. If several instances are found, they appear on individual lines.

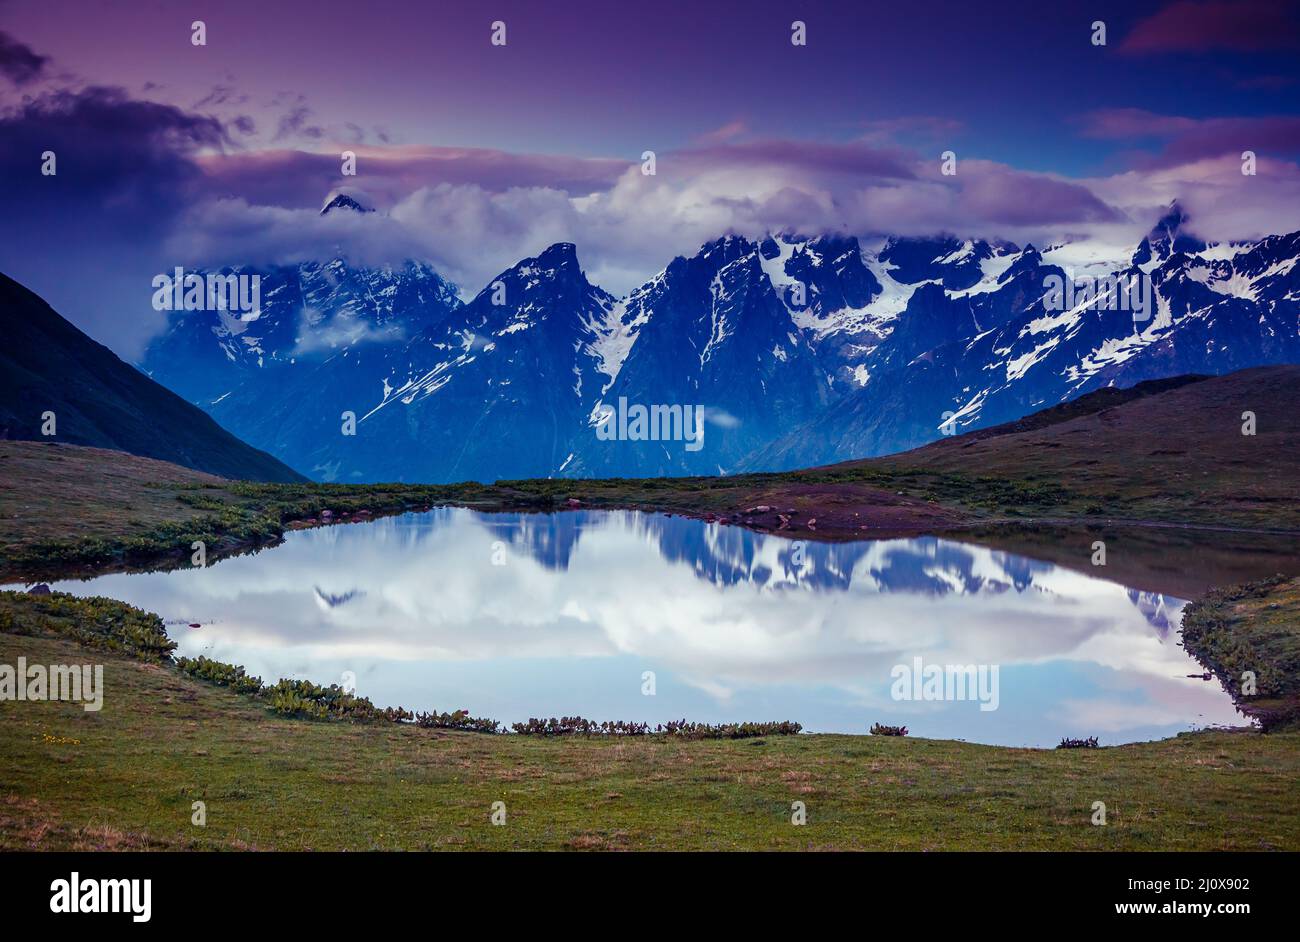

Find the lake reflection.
xmin=38 ymin=509 xmax=1242 ymax=745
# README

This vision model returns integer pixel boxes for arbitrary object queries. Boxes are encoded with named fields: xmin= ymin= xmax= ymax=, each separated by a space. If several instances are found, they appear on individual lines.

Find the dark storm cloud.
xmin=0 ymin=30 xmax=47 ymax=84
xmin=0 ymin=85 xmax=238 ymax=356
xmin=0 ymin=85 xmax=228 ymax=222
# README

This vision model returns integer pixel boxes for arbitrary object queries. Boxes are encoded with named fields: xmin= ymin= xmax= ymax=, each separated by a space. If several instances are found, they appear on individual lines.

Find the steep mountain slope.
xmin=143 ymin=257 xmax=462 ymax=409
xmin=339 ymin=241 xmax=621 ymax=482
xmin=565 ymin=235 xmax=834 ymax=477
xmin=192 ymin=243 xmax=621 ymax=482
xmin=0 ymin=272 xmax=305 ymax=482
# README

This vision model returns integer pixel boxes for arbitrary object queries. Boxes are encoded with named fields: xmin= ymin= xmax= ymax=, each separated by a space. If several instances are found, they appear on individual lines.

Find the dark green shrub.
xmin=509 ymin=716 xmax=801 ymax=738
xmin=415 ymin=709 xmax=500 ymax=733
xmin=263 ymin=678 xmax=381 ymax=722
xmin=1057 ymin=736 xmax=1099 ymax=749
xmin=175 ymin=655 xmax=263 ymax=694
xmin=0 ymin=590 xmax=175 ymax=661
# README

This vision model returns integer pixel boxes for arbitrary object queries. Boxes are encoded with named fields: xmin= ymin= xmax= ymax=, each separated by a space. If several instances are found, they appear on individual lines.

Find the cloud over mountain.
xmin=2 ymin=13 xmax=1299 ymax=356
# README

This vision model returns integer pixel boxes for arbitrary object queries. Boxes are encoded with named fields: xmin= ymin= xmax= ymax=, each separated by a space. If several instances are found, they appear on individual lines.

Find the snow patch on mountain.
xmin=949 ymin=245 xmax=1022 ymax=297
xmin=585 ymin=295 xmax=646 ymax=392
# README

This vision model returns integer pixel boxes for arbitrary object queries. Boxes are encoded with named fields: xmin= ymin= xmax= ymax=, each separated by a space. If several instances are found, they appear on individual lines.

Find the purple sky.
xmin=2 ymin=0 xmax=1299 ymax=354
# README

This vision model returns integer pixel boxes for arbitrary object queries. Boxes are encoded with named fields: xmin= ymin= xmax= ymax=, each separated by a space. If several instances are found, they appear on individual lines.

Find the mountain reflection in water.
xmin=37 ymin=509 xmax=1241 ymax=746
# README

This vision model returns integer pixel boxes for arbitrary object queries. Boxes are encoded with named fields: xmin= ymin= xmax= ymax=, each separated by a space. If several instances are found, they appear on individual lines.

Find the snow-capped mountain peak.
xmin=142 ymin=200 xmax=1300 ymax=482
xmin=320 ymin=192 xmax=375 ymax=216
xmin=1132 ymin=200 xmax=1207 ymax=269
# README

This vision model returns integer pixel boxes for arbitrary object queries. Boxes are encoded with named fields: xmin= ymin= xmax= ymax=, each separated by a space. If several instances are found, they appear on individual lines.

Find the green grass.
xmin=3 ymin=587 xmax=1299 ymax=851
xmin=866 ymin=367 xmax=1300 ymax=531
xmin=0 ymin=443 xmax=502 ymax=579
xmin=4 ymin=629 xmax=1298 ymax=851
xmin=1182 ymin=576 xmax=1300 ymax=730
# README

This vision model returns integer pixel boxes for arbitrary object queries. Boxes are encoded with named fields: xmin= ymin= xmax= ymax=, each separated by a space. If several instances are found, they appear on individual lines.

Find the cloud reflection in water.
xmin=45 ymin=509 xmax=1242 ymax=746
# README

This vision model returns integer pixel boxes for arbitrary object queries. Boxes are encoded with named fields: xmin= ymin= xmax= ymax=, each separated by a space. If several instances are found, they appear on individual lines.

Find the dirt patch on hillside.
xmin=684 ymin=482 xmax=972 ymax=540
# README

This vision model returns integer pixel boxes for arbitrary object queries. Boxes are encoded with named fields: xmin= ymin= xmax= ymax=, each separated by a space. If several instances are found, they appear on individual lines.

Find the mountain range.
xmin=95 ymin=199 xmax=1300 ymax=482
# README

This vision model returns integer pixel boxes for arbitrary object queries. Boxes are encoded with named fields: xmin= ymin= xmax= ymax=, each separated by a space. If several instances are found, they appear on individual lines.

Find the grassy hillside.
xmin=0 ymin=441 xmax=493 ymax=580
xmin=0 ymin=442 xmax=221 ymax=558
xmin=862 ymin=365 xmax=1298 ymax=530
xmin=0 ymin=271 xmax=305 ymax=483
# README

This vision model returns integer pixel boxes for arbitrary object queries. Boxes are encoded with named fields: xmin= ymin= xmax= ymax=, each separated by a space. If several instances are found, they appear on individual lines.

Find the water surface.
xmin=32 ymin=509 xmax=1241 ymax=746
